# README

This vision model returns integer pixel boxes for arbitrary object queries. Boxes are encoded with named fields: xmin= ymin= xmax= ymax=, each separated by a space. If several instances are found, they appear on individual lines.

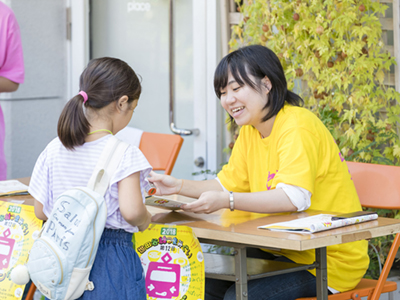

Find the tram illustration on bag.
xmin=0 ymin=228 xmax=15 ymax=269
xmin=146 ymin=252 xmax=181 ymax=298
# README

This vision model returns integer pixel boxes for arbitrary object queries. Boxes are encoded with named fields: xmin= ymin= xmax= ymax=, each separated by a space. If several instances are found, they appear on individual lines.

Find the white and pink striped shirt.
xmin=28 ymin=135 xmax=152 ymax=233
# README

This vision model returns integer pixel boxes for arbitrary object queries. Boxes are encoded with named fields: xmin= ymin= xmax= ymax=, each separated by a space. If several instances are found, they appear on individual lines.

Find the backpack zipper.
xmin=40 ymin=238 xmax=64 ymax=284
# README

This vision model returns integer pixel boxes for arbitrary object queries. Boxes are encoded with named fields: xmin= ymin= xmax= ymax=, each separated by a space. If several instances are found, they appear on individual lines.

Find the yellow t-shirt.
xmin=218 ymin=105 xmax=369 ymax=292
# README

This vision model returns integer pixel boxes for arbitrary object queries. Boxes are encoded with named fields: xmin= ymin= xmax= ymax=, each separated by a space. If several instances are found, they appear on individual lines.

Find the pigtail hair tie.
xmin=78 ymin=91 xmax=88 ymax=104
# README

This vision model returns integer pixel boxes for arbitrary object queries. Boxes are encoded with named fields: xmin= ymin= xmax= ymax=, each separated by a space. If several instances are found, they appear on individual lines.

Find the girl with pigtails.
xmin=29 ymin=57 xmax=151 ymax=299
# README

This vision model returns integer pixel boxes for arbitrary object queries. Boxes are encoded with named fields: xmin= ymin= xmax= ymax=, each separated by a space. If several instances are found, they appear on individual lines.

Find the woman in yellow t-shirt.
xmin=149 ymin=45 xmax=368 ymax=299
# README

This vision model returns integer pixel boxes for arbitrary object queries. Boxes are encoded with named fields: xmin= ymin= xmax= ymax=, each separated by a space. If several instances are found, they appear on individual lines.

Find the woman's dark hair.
xmin=214 ymin=45 xmax=303 ymax=122
xmin=58 ymin=57 xmax=142 ymax=150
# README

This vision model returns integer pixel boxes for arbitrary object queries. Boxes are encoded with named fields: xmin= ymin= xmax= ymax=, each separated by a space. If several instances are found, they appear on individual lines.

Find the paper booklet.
xmin=145 ymin=196 xmax=187 ymax=210
xmin=0 ymin=180 xmax=29 ymax=197
xmin=258 ymin=211 xmax=378 ymax=234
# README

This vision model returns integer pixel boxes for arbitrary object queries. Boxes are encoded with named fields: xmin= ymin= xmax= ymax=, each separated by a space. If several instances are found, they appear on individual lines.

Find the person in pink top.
xmin=0 ymin=1 xmax=25 ymax=179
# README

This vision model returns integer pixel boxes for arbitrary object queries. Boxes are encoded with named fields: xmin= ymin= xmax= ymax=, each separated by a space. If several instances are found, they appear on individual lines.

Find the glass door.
xmin=70 ymin=0 xmax=222 ymax=179
xmin=91 ymin=0 xmax=194 ymax=179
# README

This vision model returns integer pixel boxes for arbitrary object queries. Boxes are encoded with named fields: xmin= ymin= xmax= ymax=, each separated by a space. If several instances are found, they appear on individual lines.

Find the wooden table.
xmin=4 ymin=181 xmax=400 ymax=300
xmin=147 ymin=194 xmax=400 ymax=300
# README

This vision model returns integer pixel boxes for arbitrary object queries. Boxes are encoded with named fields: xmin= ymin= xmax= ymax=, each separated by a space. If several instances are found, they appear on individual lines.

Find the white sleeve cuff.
xmin=215 ymin=178 xmax=228 ymax=191
xmin=276 ymin=183 xmax=311 ymax=211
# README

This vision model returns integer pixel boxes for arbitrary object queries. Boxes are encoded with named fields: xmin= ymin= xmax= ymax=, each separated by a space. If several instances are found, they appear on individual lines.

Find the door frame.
xmin=67 ymin=0 xmax=90 ymax=100
xmin=192 ymin=0 xmax=221 ymax=178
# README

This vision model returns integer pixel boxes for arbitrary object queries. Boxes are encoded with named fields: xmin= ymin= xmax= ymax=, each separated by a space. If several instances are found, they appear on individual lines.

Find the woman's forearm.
xmin=182 ymin=187 xmax=298 ymax=214
xmin=179 ymin=178 xmax=224 ymax=198
xmin=233 ymin=188 xmax=297 ymax=213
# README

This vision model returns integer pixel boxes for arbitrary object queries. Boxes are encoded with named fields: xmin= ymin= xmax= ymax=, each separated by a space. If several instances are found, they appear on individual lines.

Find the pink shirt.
xmin=0 ymin=2 xmax=25 ymax=180
xmin=0 ymin=2 xmax=24 ymax=84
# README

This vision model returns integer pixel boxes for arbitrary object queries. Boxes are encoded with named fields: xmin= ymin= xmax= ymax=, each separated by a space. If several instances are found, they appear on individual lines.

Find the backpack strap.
xmin=87 ymin=135 xmax=129 ymax=196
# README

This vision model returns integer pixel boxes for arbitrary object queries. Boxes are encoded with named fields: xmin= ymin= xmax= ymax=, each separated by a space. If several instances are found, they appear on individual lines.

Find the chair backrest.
xmin=346 ymin=161 xmax=400 ymax=210
xmin=139 ymin=132 xmax=184 ymax=175
xmin=347 ymin=161 xmax=400 ymax=300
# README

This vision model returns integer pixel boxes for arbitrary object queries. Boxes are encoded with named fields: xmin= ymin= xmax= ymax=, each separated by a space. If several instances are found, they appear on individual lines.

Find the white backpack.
xmin=11 ymin=136 xmax=129 ymax=300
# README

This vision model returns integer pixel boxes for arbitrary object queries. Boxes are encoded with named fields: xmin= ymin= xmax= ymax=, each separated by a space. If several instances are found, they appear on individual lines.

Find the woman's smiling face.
xmin=220 ymin=71 xmax=271 ymax=128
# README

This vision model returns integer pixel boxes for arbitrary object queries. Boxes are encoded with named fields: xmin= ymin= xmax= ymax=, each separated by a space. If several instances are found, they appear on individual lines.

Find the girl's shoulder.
xmin=38 ymin=137 xmax=63 ymax=159
xmin=47 ymin=136 xmax=63 ymax=148
xmin=120 ymin=143 xmax=150 ymax=168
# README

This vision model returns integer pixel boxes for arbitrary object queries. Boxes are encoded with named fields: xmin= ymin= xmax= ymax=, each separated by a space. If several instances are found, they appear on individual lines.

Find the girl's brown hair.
xmin=57 ymin=57 xmax=141 ymax=150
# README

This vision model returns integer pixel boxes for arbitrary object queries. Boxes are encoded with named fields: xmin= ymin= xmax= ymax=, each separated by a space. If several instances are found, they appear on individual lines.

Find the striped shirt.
xmin=28 ymin=135 xmax=152 ymax=233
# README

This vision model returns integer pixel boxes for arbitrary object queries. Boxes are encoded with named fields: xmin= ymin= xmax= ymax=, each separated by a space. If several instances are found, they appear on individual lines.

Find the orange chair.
xmin=139 ymin=131 xmax=184 ymax=175
xmin=297 ymin=161 xmax=400 ymax=300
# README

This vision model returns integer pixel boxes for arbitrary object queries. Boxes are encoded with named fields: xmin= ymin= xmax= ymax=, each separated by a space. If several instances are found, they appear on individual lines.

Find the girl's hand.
xmin=148 ymin=171 xmax=182 ymax=195
xmin=181 ymin=191 xmax=229 ymax=214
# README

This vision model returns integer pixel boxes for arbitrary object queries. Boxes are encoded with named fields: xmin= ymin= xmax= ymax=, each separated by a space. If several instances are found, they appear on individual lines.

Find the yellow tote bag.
xmin=134 ymin=224 xmax=205 ymax=300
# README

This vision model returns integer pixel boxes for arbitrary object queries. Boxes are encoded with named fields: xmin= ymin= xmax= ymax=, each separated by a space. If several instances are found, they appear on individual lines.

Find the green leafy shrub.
xmin=230 ymin=0 xmax=400 ymax=165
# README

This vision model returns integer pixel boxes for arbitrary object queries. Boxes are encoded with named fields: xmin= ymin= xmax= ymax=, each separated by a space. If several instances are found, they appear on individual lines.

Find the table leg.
xmin=234 ymin=246 xmax=248 ymax=300
xmin=315 ymin=247 xmax=328 ymax=300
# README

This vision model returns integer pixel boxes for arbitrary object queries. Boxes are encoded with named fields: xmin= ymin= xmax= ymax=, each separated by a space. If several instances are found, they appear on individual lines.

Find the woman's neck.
xmin=256 ymin=115 xmax=276 ymax=139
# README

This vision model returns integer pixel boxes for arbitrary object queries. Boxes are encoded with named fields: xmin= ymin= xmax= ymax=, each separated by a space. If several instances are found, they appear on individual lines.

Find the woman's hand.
xmin=148 ymin=171 xmax=182 ymax=196
xmin=181 ymin=191 xmax=229 ymax=214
